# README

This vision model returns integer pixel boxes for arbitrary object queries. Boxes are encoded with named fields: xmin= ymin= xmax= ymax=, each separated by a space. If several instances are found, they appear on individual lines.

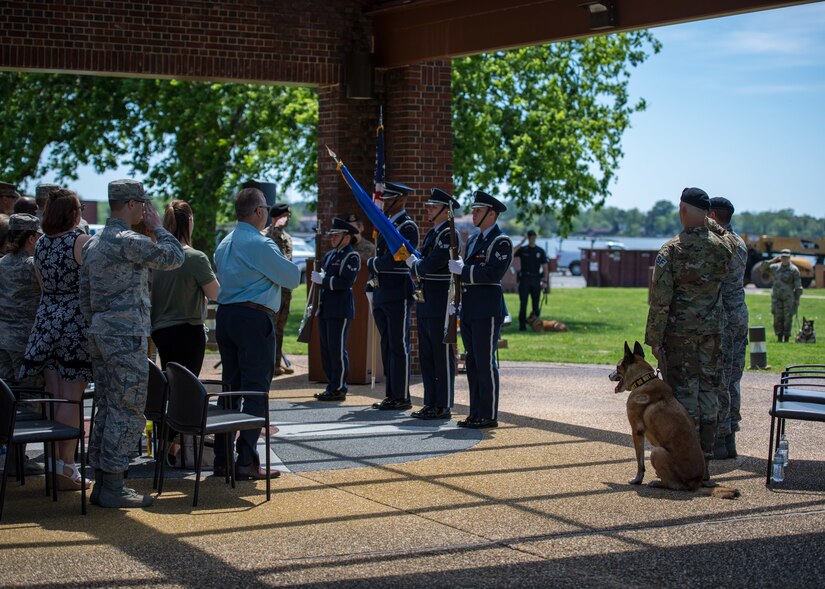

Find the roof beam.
xmin=370 ymin=0 xmax=820 ymax=68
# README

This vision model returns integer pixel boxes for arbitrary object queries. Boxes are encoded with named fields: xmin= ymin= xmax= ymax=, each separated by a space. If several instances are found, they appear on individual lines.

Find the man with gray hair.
xmin=645 ymin=187 xmax=733 ymax=483
xmin=213 ymin=187 xmax=300 ymax=480
xmin=80 ymin=179 xmax=184 ymax=508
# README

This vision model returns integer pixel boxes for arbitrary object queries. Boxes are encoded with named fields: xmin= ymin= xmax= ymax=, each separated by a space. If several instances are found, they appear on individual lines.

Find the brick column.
xmin=316 ymin=60 xmax=452 ymax=373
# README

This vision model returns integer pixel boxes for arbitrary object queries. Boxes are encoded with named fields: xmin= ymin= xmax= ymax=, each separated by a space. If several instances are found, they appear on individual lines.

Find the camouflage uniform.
xmin=645 ymin=223 xmax=733 ymax=432
xmin=708 ymin=221 xmax=749 ymax=437
xmin=80 ymin=204 xmax=184 ymax=474
xmin=768 ymin=261 xmax=802 ymax=340
xmin=0 ymin=248 xmax=41 ymax=383
xmin=266 ymin=225 xmax=292 ymax=372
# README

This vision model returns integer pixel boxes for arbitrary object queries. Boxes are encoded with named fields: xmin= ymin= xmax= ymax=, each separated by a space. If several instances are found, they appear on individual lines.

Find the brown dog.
xmin=609 ymin=341 xmax=739 ymax=499
xmin=526 ymin=312 xmax=570 ymax=333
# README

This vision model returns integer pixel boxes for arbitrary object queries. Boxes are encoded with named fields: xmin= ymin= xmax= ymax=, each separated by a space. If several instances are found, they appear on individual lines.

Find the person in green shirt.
xmin=150 ymin=199 xmax=220 ymax=466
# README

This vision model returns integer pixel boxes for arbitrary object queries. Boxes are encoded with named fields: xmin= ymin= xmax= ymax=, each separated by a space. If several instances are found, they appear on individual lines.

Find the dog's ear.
xmin=803 ymin=316 xmax=806 ymax=322
xmin=623 ymin=341 xmax=633 ymax=361
xmin=633 ymin=341 xmax=645 ymax=358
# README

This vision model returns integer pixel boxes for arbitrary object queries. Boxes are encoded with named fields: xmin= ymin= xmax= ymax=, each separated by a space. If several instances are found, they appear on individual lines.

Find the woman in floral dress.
xmin=21 ymin=188 xmax=93 ymax=490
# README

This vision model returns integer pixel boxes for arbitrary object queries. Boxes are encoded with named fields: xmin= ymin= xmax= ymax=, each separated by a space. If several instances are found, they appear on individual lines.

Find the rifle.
xmin=297 ymin=278 xmax=319 ymax=344
xmin=443 ymin=206 xmax=461 ymax=344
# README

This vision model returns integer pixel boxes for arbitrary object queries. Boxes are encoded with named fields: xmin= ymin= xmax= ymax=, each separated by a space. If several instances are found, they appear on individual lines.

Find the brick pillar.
xmin=316 ymin=60 xmax=453 ymax=373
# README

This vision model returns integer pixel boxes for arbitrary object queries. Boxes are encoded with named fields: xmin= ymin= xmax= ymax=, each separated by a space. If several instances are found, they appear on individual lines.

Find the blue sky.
xmin=608 ymin=2 xmax=825 ymax=217
xmin=42 ymin=3 xmax=825 ymax=218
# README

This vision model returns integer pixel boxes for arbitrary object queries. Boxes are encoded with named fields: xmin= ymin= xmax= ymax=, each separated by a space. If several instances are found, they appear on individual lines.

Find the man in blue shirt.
xmin=213 ymin=187 xmax=301 ymax=479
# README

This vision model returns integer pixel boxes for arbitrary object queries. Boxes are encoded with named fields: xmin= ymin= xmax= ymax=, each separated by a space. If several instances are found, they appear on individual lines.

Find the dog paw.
xmin=646 ymin=480 xmax=663 ymax=488
xmin=629 ymin=476 xmax=644 ymax=485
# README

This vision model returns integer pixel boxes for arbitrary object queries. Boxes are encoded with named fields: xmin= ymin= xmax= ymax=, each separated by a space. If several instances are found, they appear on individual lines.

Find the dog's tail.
xmin=697 ymin=485 xmax=740 ymax=500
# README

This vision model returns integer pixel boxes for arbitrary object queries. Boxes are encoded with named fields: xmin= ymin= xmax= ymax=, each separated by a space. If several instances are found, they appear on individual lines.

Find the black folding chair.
xmin=158 ymin=362 xmax=271 ymax=507
xmin=766 ymin=382 xmax=825 ymax=486
xmin=0 ymin=378 xmax=87 ymax=520
xmin=145 ymin=359 xmax=169 ymax=489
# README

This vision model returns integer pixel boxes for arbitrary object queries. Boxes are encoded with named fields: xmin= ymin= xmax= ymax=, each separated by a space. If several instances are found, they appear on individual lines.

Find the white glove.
xmin=405 ymin=254 xmax=420 ymax=269
xmin=448 ymin=303 xmax=457 ymax=316
xmin=311 ymin=270 xmax=325 ymax=284
xmin=448 ymin=257 xmax=464 ymax=275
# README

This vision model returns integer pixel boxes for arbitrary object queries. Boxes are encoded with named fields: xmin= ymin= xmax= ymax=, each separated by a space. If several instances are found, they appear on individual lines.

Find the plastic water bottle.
xmin=772 ymin=448 xmax=785 ymax=483
xmin=144 ymin=422 xmax=154 ymax=458
xmin=778 ymin=435 xmax=789 ymax=466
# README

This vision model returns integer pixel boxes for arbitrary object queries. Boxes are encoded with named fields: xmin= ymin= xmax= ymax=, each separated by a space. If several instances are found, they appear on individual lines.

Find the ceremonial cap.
xmin=471 ymin=190 xmax=507 ymax=213
xmin=109 ymin=179 xmax=151 ymax=201
xmin=345 ymin=213 xmax=360 ymax=224
xmin=709 ymin=197 xmax=734 ymax=214
xmin=382 ymin=181 xmax=412 ymax=199
xmin=780 ymin=249 xmax=791 ymax=257
xmin=329 ymin=216 xmax=359 ymax=235
xmin=426 ymin=188 xmax=460 ymax=210
xmin=9 ymin=213 xmax=41 ymax=232
xmin=680 ymin=187 xmax=710 ymax=211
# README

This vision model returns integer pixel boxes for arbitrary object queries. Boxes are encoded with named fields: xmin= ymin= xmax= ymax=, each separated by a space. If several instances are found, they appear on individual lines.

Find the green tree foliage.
xmin=452 ymin=32 xmax=661 ymax=235
xmin=0 ymin=73 xmax=317 ymax=254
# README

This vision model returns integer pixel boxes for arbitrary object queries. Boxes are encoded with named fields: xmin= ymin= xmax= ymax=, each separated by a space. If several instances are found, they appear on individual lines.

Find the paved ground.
xmin=2 ymin=355 xmax=825 ymax=588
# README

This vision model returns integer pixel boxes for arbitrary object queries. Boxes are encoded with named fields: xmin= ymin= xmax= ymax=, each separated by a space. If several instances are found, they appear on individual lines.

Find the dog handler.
xmin=645 ymin=187 xmax=733 ymax=481
xmin=449 ymin=190 xmax=513 ymax=429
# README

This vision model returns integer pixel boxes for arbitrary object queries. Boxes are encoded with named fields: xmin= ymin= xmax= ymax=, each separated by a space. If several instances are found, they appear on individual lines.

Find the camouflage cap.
xmin=108 ymin=179 xmax=151 ymax=201
xmin=780 ymin=249 xmax=791 ymax=257
xmin=0 ymin=181 xmax=20 ymax=199
xmin=35 ymin=183 xmax=60 ymax=201
xmin=8 ymin=213 xmax=41 ymax=232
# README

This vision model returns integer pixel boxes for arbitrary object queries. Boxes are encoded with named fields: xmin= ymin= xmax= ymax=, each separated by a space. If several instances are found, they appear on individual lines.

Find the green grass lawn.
xmin=283 ymin=284 xmax=825 ymax=373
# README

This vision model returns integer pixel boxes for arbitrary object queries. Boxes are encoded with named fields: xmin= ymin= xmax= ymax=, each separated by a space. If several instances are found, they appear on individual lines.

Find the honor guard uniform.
xmin=514 ymin=229 xmax=549 ymax=330
xmin=367 ymin=181 xmax=419 ymax=410
xmin=405 ymin=188 xmax=462 ymax=419
xmin=312 ymin=218 xmax=361 ymax=401
xmin=448 ymin=191 xmax=513 ymax=428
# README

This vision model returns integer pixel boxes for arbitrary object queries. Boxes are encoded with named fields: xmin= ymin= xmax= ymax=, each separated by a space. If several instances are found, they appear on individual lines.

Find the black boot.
xmin=713 ymin=437 xmax=729 ymax=460
xmin=698 ymin=423 xmax=717 ymax=485
xmin=725 ymin=432 xmax=737 ymax=458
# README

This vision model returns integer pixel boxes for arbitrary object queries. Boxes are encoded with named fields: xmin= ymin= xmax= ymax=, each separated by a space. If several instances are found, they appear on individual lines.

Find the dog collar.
xmin=629 ymin=372 xmax=657 ymax=390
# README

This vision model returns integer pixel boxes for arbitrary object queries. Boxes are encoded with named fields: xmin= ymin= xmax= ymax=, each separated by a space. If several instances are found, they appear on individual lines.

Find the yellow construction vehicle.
xmin=741 ymin=235 xmax=823 ymax=288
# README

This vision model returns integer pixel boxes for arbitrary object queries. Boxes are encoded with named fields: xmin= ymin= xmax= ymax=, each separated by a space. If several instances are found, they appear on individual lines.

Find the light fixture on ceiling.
xmin=580 ymin=1 xmax=616 ymax=31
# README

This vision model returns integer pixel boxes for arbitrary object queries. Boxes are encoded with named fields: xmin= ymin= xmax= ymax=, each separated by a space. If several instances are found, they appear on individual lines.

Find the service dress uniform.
xmin=645 ymin=188 xmax=733 ymax=464
xmin=456 ymin=191 xmax=513 ymax=427
xmin=408 ymin=189 xmax=462 ymax=417
xmin=514 ymin=239 xmax=548 ymax=330
xmin=367 ymin=182 xmax=419 ymax=409
xmin=315 ymin=218 xmax=361 ymax=401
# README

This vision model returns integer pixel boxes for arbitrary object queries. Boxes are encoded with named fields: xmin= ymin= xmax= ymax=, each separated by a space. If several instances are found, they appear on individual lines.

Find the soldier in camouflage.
xmin=645 ymin=187 xmax=733 ymax=482
xmin=80 ymin=179 xmax=184 ymax=509
xmin=707 ymin=197 xmax=749 ymax=459
xmin=767 ymin=249 xmax=802 ymax=342
xmin=266 ymin=204 xmax=294 ymax=376
xmin=0 ymin=214 xmax=42 ymax=384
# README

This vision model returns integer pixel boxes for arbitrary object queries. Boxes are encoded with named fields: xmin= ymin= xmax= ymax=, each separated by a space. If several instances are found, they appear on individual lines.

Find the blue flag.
xmin=328 ymin=147 xmax=419 ymax=261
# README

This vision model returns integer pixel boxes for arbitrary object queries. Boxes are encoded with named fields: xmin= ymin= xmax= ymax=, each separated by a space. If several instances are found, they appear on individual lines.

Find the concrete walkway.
xmin=2 ymin=355 xmax=824 ymax=588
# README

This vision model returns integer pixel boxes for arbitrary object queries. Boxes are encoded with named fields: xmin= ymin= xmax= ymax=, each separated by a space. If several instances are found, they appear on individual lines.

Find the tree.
xmin=452 ymin=32 xmax=660 ymax=234
xmin=643 ymin=199 xmax=680 ymax=236
xmin=0 ymin=73 xmax=317 ymax=254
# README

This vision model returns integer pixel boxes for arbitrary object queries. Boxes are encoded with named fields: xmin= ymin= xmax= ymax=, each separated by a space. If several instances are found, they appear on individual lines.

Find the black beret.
xmin=269 ymin=203 xmax=290 ymax=218
xmin=709 ymin=197 xmax=734 ymax=214
xmin=471 ymin=190 xmax=507 ymax=213
xmin=680 ymin=187 xmax=710 ymax=211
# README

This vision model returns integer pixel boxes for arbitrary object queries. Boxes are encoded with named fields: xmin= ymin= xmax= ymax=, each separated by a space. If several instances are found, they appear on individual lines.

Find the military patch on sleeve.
xmin=656 ymin=254 xmax=668 ymax=268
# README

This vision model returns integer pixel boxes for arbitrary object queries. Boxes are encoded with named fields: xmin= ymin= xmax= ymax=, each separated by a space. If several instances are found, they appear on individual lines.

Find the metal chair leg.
xmin=193 ymin=434 xmax=206 ymax=507
xmin=0 ymin=442 xmax=12 ymax=521
xmin=766 ymin=414 xmax=777 ymax=485
xmin=50 ymin=442 xmax=58 ymax=502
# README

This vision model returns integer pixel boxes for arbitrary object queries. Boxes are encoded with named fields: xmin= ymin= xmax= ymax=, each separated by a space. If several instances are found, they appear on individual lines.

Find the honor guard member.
xmin=80 ymin=179 xmax=184 ymax=508
xmin=448 ymin=190 xmax=513 ymax=428
xmin=767 ymin=249 xmax=802 ymax=342
xmin=312 ymin=217 xmax=361 ymax=401
xmin=645 ymin=187 xmax=733 ymax=482
xmin=266 ymin=203 xmax=295 ymax=376
xmin=367 ymin=181 xmax=420 ymax=410
xmin=405 ymin=188 xmax=462 ymax=419
xmin=707 ymin=197 xmax=749 ymax=459
xmin=514 ymin=230 xmax=549 ymax=330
